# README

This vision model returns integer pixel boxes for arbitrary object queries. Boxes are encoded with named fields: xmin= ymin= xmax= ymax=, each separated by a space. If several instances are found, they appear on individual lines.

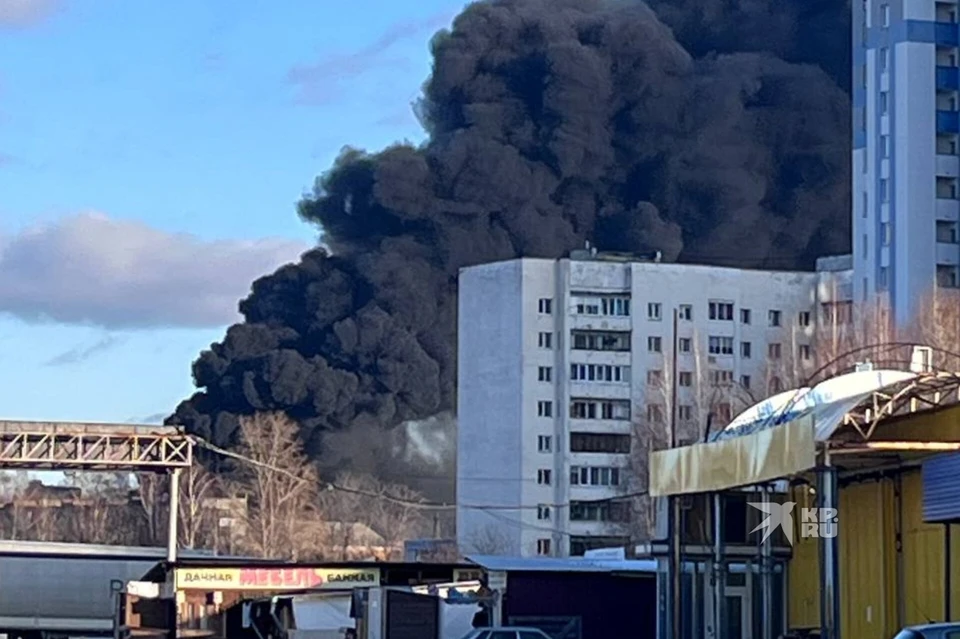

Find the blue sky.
xmin=0 ymin=0 xmax=466 ymax=423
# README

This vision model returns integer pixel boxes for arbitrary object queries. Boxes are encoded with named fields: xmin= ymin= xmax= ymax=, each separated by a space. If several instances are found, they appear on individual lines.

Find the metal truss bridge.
xmin=0 ymin=420 xmax=193 ymax=471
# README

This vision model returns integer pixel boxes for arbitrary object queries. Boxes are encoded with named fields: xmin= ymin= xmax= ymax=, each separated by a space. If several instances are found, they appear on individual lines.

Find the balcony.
xmin=938 ymin=66 xmax=960 ymax=91
xmin=939 ymin=110 xmax=960 ymax=134
xmin=936 ymin=22 xmax=960 ymax=46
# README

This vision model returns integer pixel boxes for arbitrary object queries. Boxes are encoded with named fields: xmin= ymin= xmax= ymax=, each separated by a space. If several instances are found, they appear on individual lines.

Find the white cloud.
xmin=0 ymin=0 xmax=62 ymax=27
xmin=0 ymin=213 xmax=310 ymax=329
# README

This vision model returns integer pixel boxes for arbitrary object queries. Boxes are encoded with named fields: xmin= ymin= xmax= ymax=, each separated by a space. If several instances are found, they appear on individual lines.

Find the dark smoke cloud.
xmin=170 ymin=0 xmax=851 ymax=494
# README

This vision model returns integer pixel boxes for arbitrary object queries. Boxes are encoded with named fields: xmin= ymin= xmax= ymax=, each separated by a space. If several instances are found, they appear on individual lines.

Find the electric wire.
xmin=192 ymin=437 xmax=647 ymax=512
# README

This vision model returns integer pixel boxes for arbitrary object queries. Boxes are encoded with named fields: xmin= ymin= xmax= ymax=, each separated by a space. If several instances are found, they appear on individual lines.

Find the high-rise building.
xmin=455 ymin=253 xmax=851 ymax=558
xmin=853 ymin=0 xmax=960 ymax=324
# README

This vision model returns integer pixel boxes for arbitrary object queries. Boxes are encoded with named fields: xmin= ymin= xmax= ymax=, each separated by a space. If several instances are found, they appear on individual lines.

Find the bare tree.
xmin=318 ymin=472 xmax=428 ymax=558
xmin=463 ymin=522 xmax=513 ymax=555
xmin=232 ymin=412 xmax=319 ymax=561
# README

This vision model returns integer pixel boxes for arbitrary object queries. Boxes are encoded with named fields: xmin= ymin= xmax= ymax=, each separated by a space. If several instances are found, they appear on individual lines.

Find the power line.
xmin=191 ymin=437 xmax=647 ymax=512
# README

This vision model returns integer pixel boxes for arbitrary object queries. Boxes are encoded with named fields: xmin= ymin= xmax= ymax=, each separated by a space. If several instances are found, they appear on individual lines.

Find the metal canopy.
xmin=0 ymin=420 xmax=193 ymax=471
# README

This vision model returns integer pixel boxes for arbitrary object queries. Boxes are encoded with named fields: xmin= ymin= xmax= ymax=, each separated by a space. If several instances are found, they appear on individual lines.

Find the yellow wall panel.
xmin=901 ymin=470 xmax=946 ymax=625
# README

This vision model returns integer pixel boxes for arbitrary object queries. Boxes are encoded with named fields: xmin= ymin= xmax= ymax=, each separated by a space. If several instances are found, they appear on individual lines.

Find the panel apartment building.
xmin=456 ymin=252 xmax=852 ymax=558
xmin=853 ymin=0 xmax=960 ymax=324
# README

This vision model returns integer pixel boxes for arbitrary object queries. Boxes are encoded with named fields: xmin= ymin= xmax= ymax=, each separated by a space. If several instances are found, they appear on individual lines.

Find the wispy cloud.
xmin=0 ymin=0 xmax=63 ymax=28
xmin=0 ymin=212 xmax=310 ymax=329
xmin=45 ymin=335 xmax=120 ymax=366
xmin=287 ymin=12 xmax=453 ymax=106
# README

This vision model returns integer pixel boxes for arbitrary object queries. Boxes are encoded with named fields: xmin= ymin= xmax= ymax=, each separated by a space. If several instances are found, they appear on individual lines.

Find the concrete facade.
xmin=853 ymin=0 xmax=960 ymax=324
xmin=456 ymin=255 xmax=852 ymax=558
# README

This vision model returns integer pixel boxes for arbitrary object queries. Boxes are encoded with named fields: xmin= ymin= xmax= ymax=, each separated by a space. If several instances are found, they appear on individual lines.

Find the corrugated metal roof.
xmin=466 ymin=555 xmax=658 ymax=573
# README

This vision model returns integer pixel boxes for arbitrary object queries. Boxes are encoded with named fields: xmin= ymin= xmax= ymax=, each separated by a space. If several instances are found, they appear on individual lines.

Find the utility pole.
xmin=665 ymin=307 xmax=682 ymax=639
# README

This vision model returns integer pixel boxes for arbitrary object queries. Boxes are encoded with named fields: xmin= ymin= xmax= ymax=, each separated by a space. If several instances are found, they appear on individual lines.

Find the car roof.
xmin=907 ymin=623 xmax=960 ymax=630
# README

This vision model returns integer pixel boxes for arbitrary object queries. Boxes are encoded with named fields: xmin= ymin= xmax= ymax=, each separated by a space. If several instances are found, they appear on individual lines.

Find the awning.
xmin=648 ymin=369 xmax=919 ymax=496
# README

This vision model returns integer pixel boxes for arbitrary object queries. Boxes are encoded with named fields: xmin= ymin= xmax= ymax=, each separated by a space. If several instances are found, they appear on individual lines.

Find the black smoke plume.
xmin=169 ymin=0 xmax=851 ymax=497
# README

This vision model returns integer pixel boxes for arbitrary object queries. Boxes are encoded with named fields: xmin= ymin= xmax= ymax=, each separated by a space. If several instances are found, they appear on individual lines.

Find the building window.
xmin=768 ymin=310 xmax=782 ymax=327
xmin=879 ymin=91 xmax=888 ymax=116
xmin=570 ymin=501 xmax=630 ymax=523
xmin=709 ymin=370 xmax=734 ymax=385
xmin=798 ymin=311 xmax=811 ymax=327
xmin=709 ymin=301 xmax=734 ymax=321
xmin=740 ymin=308 xmax=752 ymax=325
xmin=678 ymin=405 xmax=693 ymax=421
xmin=679 ymin=371 xmax=693 ymax=387
xmin=879 ymin=47 xmax=889 ymax=71
xmin=538 ymin=298 xmax=552 ymax=314
xmin=715 ymin=403 xmax=732 ymax=422
xmin=769 ymin=377 xmax=784 ymax=393
xmin=740 ymin=375 xmax=751 ymax=389
xmin=648 ymin=302 xmax=662 ymax=320
xmin=881 ymin=134 xmax=890 ymax=158
xmin=537 ymin=469 xmax=552 ymax=485
xmin=678 ymin=337 xmax=692 ymax=353
xmin=881 ymin=222 xmax=892 ymax=245
xmin=647 ymin=369 xmax=663 ymax=386
xmin=537 ymin=539 xmax=552 ymax=555
xmin=538 ymin=366 xmax=552 ymax=382
xmin=571 ymin=330 xmax=631 ymax=351
xmin=537 ymin=401 xmax=553 ymax=417
xmin=679 ymin=304 xmax=693 ymax=320
xmin=881 ymin=4 xmax=890 ymax=27
xmin=798 ymin=344 xmax=812 ymax=361
xmin=879 ymin=266 xmax=889 ymax=289
xmin=537 ymin=435 xmax=552 ymax=452
xmin=768 ymin=343 xmax=782 ymax=359
xmin=538 ymin=332 xmax=552 ymax=349
xmin=573 ymin=295 xmax=631 ymax=317
xmin=862 ymin=233 xmax=869 ymax=259
xmin=880 ymin=178 xmax=889 ymax=202
xmin=741 ymin=341 xmax=752 ymax=358
xmin=647 ymin=404 xmax=664 ymax=423
xmin=570 ymin=399 xmax=631 ymax=420
xmin=569 ymin=466 xmax=621 ymax=487
xmin=570 ymin=363 xmax=631 ymax=383
xmin=570 ymin=432 xmax=631 ymax=454
xmin=648 ymin=336 xmax=662 ymax=352
xmin=937 ymin=176 xmax=958 ymax=199
xmin=537 ymin=504 xmax=551 ymax=520
xmin=708 ymin=336 xmax=734 ymax=355
xmin=936 ymin=220 xmax=959 ymax=243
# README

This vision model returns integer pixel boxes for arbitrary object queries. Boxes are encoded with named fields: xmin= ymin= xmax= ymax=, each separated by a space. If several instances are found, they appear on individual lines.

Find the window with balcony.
xmin=938 ymin=176 xmax=958 ymax=199
xmin=570 ymin=363 xmax=631 ymax=383
xmin=571 ymin=330 xmax=631 ymax=351
xmin=570 ymin=501 xmax=630 ymax=522
xmin=572 ymin=295 xmax=631 ymax=317
xmin=938 ymin=134 xmax=959 ymax=155
xmin=569 ymin=466 xmax=621 ymax=487
xmin=570 ymin=432 xmax=631 ymax=454
xmin=709 ymin=301 xmax=735 ymax=321
xmin=937 ymin=220 xmax=959 ymax=243
xmin=570 ymin=399 xmax=631 ymax=420
xmin=938 ymin=264 xmax=960 ymax=288
xmin=708 ymin=336 xmax=734 ymax=355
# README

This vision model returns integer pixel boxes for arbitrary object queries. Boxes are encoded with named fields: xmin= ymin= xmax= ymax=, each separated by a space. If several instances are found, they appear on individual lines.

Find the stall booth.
xmin=118 ymin=559 xmax=476 ymax=639
xmin=649 ymin=360 xmax=960 ymax=639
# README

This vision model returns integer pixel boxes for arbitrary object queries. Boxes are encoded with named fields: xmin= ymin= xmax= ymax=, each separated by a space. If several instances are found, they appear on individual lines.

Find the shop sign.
xmin=175 ymin=567 xmax=380 ymax=591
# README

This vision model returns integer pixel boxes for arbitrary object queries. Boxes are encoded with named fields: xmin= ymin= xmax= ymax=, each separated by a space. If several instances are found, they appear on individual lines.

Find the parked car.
xmin=460 ymin=628 xmax=552 ymax=639
xmin=894 ymin=623 xmax=960 ymax=639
